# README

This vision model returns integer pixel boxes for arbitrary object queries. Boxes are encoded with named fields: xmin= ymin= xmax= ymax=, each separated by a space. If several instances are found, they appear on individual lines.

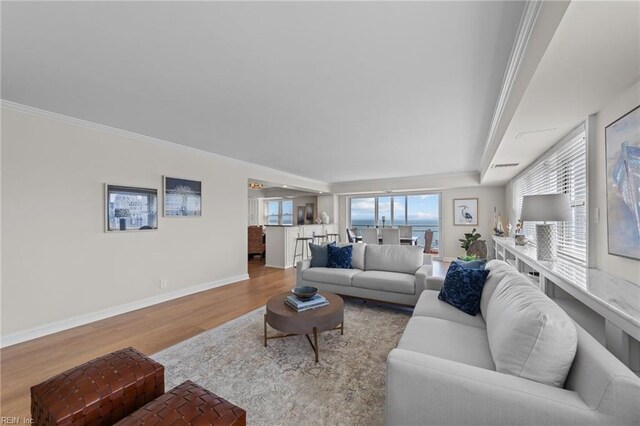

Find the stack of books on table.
xmin=285 ymin=294 xmax=329 ymax=312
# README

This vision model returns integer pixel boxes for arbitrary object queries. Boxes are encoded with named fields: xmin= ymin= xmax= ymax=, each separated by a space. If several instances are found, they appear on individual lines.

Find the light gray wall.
xmin=1 ymin=105 xmax=328 ymax=339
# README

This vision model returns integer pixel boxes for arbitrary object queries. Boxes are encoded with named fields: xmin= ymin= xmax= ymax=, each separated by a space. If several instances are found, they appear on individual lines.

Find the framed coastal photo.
xmin=605 ymin=105 xmax=640 ymax=260
xmin=105 ymin=184 xmax=158 ymax=232
xmin=305 ymin=203 xmax=315 ymax=223
xmin=163 ymin=176 xmax=202 ymax=217
xmin=453 ymin=198 xmax=478 ymax=226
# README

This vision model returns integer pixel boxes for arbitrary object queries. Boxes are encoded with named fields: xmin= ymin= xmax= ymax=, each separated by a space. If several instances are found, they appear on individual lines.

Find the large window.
xmin=512 ymin=127 xmax=587 ymax=265
xmin=265 ymin=200 xmax=293 ymax=225
xmin=349 ymin=193 xmax=440 ymax=250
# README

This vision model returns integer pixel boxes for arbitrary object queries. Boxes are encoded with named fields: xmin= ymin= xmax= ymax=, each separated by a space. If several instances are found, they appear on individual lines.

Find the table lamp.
xmin=520 ymin=193 xmax=571 ymax=261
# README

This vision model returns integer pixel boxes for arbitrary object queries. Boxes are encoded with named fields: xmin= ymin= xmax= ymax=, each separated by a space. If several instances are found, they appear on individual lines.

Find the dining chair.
xmin=424 ymin=229 xmax=434 ymax=253
xmin=398 ymin=225 xmax=413 ymax=239
xmin=381 ymin=228 xmax=400 ymax=245
xmin=346 ymin=228 xmax=357 ymax=243
xmin=362 ymin=228 xmax=379 ymax=245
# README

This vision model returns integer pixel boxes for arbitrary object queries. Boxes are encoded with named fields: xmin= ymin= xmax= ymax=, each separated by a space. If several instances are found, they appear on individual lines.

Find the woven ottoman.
xmin=114 ymin=380 xmax=246 ymax=426
xmin=31 ymin=347 xmax=164 ymax=425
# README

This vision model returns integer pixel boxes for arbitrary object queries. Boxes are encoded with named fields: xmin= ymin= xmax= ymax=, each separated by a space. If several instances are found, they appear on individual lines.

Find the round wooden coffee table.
xmin=264 ymin=291 xmax=344 ymax=363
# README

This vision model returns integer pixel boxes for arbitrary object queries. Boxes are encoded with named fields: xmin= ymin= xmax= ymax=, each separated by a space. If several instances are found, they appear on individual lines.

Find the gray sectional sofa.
xmin=296 ymin=243 xmax=432 ymax=306
xmin=386 ymin=260 xmax=640 ymax=426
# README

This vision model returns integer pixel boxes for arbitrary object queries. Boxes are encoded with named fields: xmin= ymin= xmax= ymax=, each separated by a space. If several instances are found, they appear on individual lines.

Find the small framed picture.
xmin=297 ymin=206 xmax=305 ymax=225
xmin=105 ymin=184 xmax=158 ymax=232
xmin=163 ymin=176 xmax=202 ymax=217
xmin=453 ymin=198 xmax=478 ymax=226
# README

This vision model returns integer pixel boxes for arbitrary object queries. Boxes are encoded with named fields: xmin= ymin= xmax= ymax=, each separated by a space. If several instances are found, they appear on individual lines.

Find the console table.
xmin=492 ymin=236 xmax=639 ymax=372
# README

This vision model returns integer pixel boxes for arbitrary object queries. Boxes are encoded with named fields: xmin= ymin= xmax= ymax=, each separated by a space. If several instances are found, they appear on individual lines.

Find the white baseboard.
xmin=0 ymin=273 xmax=249 ymax=348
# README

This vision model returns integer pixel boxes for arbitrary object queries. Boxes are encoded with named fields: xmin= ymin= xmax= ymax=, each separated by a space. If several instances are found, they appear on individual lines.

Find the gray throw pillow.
xmin=309 ymin=241 xmax=335 ymax=268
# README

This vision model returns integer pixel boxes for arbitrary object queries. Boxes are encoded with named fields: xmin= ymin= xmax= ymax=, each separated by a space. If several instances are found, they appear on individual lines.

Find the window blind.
xmin=512 ymin=127 xmax=587 ymax=265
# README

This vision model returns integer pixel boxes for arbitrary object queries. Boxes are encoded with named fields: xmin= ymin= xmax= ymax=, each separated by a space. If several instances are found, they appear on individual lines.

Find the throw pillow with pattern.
xmin=438 ymin=262 xmax=490 ymax=316
xmin=327 ymin=244 xmax=353 ymax=269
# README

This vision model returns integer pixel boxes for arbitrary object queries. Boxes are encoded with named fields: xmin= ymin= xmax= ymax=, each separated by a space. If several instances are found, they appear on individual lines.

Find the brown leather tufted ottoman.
xmin=114 ymin=380 xmax=246 ymax=426
xmin=31 ymin=347 xmax=164 ymax=425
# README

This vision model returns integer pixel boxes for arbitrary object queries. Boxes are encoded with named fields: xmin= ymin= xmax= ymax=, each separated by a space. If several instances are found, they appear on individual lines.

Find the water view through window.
xmin=350 ymin=194 xmax=440 ymax=251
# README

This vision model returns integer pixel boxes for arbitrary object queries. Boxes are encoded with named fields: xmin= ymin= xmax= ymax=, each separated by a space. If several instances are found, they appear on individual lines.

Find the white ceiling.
xmin=1 ymin=1 xmax=525 ymax=183
xmin=483 ymin=0 xmax=640 ymax=184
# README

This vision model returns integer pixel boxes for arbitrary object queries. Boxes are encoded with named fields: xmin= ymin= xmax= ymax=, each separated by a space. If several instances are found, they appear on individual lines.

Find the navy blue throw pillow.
xmin=327 ymin=244 xmax=353 ymax=269
xmin=308 ymin=242 xmax=336 ymax=268
xmin=438 ymin=263 xmax=489 ymax=316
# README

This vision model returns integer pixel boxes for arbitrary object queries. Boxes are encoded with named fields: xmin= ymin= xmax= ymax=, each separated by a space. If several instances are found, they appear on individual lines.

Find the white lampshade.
xmin=521 ymin=194 xmax=572 ymax=222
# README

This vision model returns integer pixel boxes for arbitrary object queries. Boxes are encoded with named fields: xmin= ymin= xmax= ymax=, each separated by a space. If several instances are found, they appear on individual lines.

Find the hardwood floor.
xmin=1 ymin=259 xmax=449 ymax=418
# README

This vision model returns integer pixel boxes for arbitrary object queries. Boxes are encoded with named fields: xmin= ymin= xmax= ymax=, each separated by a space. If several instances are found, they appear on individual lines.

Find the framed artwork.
xmin=605 ymin=105 xmax=640 ymax=260
xmin=105 ymin=184 xmax=158 ymax=232
xmin=297 ymin=206 xmax=305 ymax=225
xmin=305 ymin=203 xmax=315 ymax=223
xmin=453 ymin=198 xmax=478 ymax=226
xmin=163 ymin=176 xmax=202 ymax=217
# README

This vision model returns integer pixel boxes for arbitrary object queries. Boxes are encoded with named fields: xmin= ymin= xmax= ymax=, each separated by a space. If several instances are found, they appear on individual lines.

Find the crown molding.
xmin=480 ymin=0 xmax=543 ymax=165
xmin=479 ymin=1 xmax=571 ymax=183
xmin=1 ymin=100 xmax=329 ymax=190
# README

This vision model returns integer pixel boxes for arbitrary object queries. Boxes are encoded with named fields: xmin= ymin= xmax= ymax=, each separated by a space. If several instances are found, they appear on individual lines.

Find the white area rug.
xmin=152 ymin=299 xmax=411 ymax=425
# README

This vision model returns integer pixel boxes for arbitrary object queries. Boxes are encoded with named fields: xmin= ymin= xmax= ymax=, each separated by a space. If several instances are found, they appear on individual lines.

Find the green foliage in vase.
xmin=459 ymin=228 xmax=485 ymax=251
xmin=457 ymin=255 xmax=479 ymax=261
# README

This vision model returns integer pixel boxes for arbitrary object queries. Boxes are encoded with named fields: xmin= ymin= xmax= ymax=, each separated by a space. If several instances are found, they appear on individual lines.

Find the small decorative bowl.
xmin=292 ymin=286 xmax=318 ymax=300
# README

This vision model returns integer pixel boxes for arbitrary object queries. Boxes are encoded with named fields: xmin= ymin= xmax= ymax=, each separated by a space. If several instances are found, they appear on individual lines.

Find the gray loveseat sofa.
xmin=386 ymin=260 xmax=640 ymax=426
xmin=296 ymin=244 xmax=432 ymax=306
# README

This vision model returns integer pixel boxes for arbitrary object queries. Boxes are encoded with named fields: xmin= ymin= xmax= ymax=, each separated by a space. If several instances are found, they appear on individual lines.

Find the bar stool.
xmin=312 ymin=233 xmax=328 ymax=244
xmin=293 ymin=236 xmax=313 ymax=267
xmin=327 ymin=233 xmax=341 ymax=243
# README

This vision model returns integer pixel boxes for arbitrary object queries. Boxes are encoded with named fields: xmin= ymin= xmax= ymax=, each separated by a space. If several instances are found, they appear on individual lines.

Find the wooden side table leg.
xmin=313 ymin=327 xmax=319 ymax=363
xmin=341 ymin=322 xmax=344 ymax=335
xmin=264 ymin=314 xmax=267 ymax=347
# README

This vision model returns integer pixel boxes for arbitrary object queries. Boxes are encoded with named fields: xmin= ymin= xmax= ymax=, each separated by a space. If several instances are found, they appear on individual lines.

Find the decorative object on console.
xmin=163 ymin=176 xmax=202 ymax=217
xmin=327 ymin=244 xmax=353 ymax=269
xmin=454 ymin=198 xmax=478 ymax=225
xmin=493 ymin=206 xmax=505 ymax=236
xmin=321 ymin=211 xmax=330 ymax=224
xmin=515 ymin=235 xmax=528 ymax=246
xmin=105 ymin=184 xmax=158 ymax=232
xmin=521 ymin=193 xmax=571 ymax=261
xmin=605 ymin=105 xmax=640 ymax=260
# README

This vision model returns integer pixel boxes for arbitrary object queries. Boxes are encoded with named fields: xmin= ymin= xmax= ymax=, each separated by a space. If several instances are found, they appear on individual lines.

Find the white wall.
xmin=317 ymin=194 xmax=338 ymax=224
xmin=591 ymin=81 xmax=640 ymax=283
xmin=1 ymin=104 xmax=328 ymax=342
xmin=440 ymin=187 xmax=505 ymax=260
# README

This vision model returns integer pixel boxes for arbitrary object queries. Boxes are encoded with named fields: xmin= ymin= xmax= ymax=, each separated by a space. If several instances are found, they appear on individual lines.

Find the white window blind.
xmin=512 ymin=128 xmax=587 ymax=265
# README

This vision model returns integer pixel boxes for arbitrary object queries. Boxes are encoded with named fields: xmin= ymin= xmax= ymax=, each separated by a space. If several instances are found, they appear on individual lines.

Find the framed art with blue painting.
xmin=454 ymin=198 xmax=478 ymax=226
xmin=605 ymin=105 xmax=640 ymax=260
xmin=163 ymin=176 xmax=202 ymax=217
xmin=105 ymin=184 xmax=158 ymax=232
